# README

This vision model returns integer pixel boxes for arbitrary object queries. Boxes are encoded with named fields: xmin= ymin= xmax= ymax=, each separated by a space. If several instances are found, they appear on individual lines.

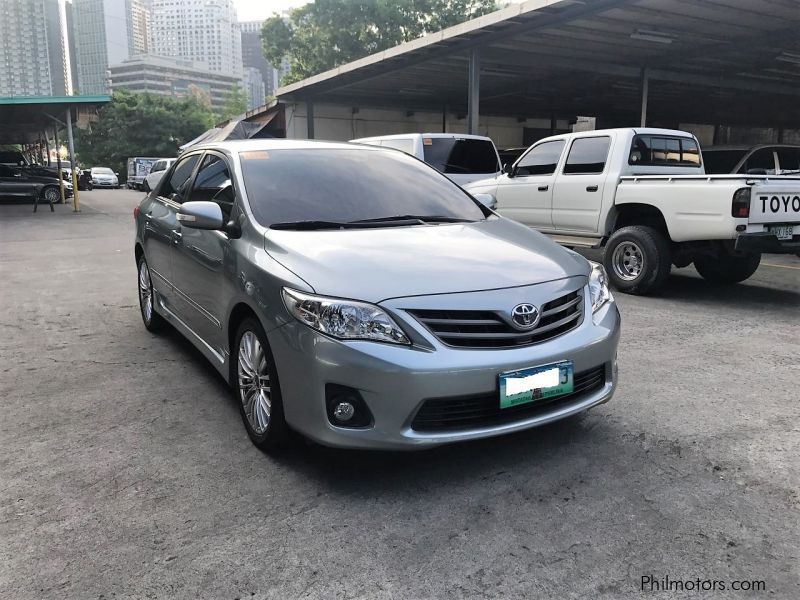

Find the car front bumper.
xmin=268 ymin=288 xmax=620 ymax=450
xmin=92 ymin=180 xmax=118 ymax=187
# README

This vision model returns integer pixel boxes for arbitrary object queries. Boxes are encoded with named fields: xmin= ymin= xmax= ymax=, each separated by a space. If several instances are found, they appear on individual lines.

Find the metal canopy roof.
xmin=276 ymin=0 xmax=800 ymax=128
xmin=0 ymin=95 xmax=111 ymax=143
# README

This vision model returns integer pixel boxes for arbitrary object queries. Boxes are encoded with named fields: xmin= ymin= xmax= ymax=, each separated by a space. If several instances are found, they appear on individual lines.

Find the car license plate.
xmin=499 ymin=361 xmax=573 ymax=409
xmin=768 ymin=224 xmax=794 ymax=240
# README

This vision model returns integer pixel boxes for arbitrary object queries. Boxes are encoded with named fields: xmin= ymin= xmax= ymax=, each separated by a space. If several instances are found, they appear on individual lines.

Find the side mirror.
xmin=503 ymin=162 xmax=514 ymax=177
xmin=472 ymin=193 xmax=497 ymax=210
xmin=177 ymin=201 xmax=224 ymax=230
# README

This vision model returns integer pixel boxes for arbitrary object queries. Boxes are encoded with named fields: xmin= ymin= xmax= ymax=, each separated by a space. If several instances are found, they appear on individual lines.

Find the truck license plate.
xmin=768 ymin=224 xmax=794 ymax=240
xmin=499 ymin=361 xmax=573 ymax=409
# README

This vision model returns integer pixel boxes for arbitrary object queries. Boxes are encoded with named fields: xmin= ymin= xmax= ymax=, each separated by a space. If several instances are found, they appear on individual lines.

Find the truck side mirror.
xmin=503 ymin=162 xmax=515 ymax=178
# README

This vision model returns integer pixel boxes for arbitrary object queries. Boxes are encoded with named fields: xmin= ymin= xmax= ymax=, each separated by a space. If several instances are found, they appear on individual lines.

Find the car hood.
xmin=463 ymin=175 xmax=501 ymax=194
xmin=264 ymin=218 xmax=588 ymax=303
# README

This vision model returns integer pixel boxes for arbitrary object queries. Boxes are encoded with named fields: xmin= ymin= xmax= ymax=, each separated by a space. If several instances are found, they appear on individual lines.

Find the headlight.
xmin=588 ymin=261 xmax=611 ymax=313
xmin=282 ymin=288 xmax=410 ymax=345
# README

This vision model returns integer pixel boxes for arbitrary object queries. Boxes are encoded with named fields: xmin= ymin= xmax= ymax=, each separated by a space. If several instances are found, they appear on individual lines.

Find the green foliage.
xmin=74 ymin=91 xmax=214 ymax=176
xmin=219 ymin=85 xmax=248 ymax=121
xmin=262 ymin=0 xmax=497 ymax=85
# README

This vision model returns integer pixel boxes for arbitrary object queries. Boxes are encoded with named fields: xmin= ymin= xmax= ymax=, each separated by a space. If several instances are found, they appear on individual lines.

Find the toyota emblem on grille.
xmin=510 ymin=303 xmax=540 ymax=330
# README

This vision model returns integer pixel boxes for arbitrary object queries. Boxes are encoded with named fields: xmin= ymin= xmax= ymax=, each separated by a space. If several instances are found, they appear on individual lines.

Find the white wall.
xmin=283 ymin=102 xmax=571 ymax=147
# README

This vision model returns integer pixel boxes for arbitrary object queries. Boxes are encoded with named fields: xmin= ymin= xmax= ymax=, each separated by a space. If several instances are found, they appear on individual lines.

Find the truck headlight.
xmin=282 ymin=288 xmax=410 ymax=345
xmin=588 ymin=261 xmax=610 ymax=313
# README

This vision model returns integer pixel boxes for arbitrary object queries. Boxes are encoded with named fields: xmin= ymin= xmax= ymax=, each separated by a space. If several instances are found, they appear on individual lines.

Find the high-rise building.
xmin=0 ymin=0 xmax=74 ymax=97
xmin=239 ymin=19 xmax=276 ymax=101
xmin=242 ymin=67 xmax=265 ymax=110
xmin=128 ymin=0 xmax=151 ymax=55
xmin=150 ymin=0 xmax=242 ymax=78
xmin=72 ymin=0 xmax=130 ymax=94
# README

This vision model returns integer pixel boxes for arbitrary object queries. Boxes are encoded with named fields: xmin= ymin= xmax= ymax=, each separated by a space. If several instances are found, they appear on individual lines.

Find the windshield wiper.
xmin=270 ymin=220 xmax=351 ymax=230
xmin=350 ymin=215 xmax=474 ymax=224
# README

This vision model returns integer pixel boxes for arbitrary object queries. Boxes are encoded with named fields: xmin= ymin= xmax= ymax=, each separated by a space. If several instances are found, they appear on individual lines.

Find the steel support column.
xmin=65 ymin=109 xmax=80 ymax=212
xmin=467 ymin=47 xmax=481 ymax=135
xmin=640 ymin=68 xmax=649 ymax=128
xmin=306 ymin=100 xmax=315 ymax=139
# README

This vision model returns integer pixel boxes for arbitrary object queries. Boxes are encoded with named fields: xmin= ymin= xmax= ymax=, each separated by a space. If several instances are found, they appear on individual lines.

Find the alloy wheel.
xmin=138 ymin=261 xmax=153 ymax=324
xmin=611 ymin=241 xmax=645 ymax=281
xmin=238 ymin=331 xmax=272 ymax=434
xmin=44 ymin=187 xmax=60 ymax=203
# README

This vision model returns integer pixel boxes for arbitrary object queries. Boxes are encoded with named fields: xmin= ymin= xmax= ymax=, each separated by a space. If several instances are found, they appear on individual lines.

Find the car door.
xmin=141 ymin=153 xmax=202 ymax=311
xmin=493 ymin=139 xmax=565 ymax=230
xmin=170 ymin=151 xmax=235 ymax=352
xmin=0 ymin=165 xmax=31 ymax=197
xmin=551 ymin=136 xmax=612 ymax=232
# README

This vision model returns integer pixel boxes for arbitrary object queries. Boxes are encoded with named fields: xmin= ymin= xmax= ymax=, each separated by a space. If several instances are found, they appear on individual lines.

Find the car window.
xmin=380 ymin=139 xmax=415 ymax=155
xmin=776 ymin=148 xmax=800 ymax=172
xmin=515 ymin=140 xmax=565 ymax=176
xmin=0 ymin=164 xmax=15 ymax=177
xmin=160 ymin=154 xmax=201 ymax=201
xmin=563 ymin=137 xmax=610 ymax=175
xmin=629 ymin=135 xmax=701 ymax=167
xmin=189 ymin=154 xmax=235 ymax=221
xmin=152 ymin=161 xmax=164 ymax=173
xmin=239 ymin=148 xmax=486 ymax=227
xmin=423 ymin=138 xmax=499 ymax=174
xmin=742 ymin=149 xmax=776 ymax=174
xmin=702 ymin=150 xmax=746 ymax=174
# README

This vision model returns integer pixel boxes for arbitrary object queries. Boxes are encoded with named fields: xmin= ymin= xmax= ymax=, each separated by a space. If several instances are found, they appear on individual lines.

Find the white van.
xmin=350 ymin=133 xmax=501 ymax=186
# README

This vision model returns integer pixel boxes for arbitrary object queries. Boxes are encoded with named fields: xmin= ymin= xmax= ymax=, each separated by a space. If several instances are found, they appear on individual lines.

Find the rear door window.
xmin=423 ymin=138 xmax=499 ymax=174
xmin=742 ymin=149 xmax=776 ymax=174
xmin=160 ymin=154 xmax=201 ymax=202
xmin=563 ymin=137 xmax=610 ymax=174
xmin=776 ymin=148 xmax=800 ymax=173
xmin=629 ymin=135 xmax=702 ymax=167
xmin=514 ymin=140 xmax=565 ymax=176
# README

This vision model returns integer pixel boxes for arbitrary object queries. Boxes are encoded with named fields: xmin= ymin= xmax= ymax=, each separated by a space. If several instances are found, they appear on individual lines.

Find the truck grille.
xmin=407 ymin=290 xmax=583 ymax=349
xmin=411 ymin=365 xmax=606 ymax=432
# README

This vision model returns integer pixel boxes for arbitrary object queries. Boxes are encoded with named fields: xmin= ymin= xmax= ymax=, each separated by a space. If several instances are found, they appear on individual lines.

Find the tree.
xmin=219 ymin=85 xmax=248 ymax=121
xmin=74 ymin=91 xmax=214 ymax=176
xmin=262 ymin=0 xmax=497 ymax=85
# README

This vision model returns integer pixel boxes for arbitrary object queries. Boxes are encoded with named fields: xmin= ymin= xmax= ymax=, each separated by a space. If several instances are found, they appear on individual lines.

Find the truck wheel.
xmin=693 ymin=253 xmax=760 ymax=284
xmin=603 ymin=226 xmax=671 ymax=295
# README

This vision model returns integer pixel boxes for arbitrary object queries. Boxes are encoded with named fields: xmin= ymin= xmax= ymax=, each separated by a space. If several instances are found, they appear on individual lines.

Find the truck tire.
xmin=603 ymin=226 xmax=671 ymax=295
xmin=693 ymin=253 xmax=760 ymax=284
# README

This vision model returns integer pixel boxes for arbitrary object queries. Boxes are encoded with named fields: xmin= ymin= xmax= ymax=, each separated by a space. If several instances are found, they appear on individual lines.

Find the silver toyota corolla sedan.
xmin=134 ymin=140 xmax=620 ymax=451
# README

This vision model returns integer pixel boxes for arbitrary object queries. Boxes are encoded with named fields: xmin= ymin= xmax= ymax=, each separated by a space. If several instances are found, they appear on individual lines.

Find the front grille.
xmin=407 ymin=290 xmax=583 ymax=349
xmin=411 ymin=365 xmax=606 ymax=432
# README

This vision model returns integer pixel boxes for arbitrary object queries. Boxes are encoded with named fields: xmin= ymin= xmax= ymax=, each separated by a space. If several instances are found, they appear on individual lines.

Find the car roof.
xmin=704 ymin=144 xmax=800 ymax=151
xmin=351 ymin=133 xmax=494 ymax=142
xmin=186 ymin=139 xmax=402 ymax=154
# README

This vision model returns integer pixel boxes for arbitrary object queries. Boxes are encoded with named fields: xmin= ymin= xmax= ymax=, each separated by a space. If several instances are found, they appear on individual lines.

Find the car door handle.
xmin=537 ymin=185 xmax=549 ymax=191
xmin=586 ymin=185 xmax=599 ymax=192
xmin=172 ymin=230 xmax=182 ymax=245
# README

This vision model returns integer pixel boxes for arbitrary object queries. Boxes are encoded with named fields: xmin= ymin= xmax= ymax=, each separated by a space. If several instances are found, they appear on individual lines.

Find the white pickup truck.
xmin=465 ymin=128 xmax=800 ymax=294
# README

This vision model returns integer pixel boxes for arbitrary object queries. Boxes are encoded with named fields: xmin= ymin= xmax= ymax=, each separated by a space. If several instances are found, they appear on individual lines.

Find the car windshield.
xmin=239 ymin=148 xmax=486 ymax=228
xmin=422 ymin=138 xmax=499 ymax=174
xmin=93 ymin=167 xmax=114 ymax=175
xmin=702 ymin=150 xmax=747 ymax=174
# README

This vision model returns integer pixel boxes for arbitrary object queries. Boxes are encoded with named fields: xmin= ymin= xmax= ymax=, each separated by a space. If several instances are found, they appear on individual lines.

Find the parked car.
xmin=126 ymin=157 xmax=159 ymax=190
xmin=703 ymin=144 xmax=800 ymax=175
xmin=0 ymin=164 xmax=72 ymax=203
xmin=142 ymin=158 xmax=176 ymax=192
xmin=465 ymin=128 xmax=800 ymax=294
xmin=90 ymin=167 xmax=120 ymax=188
xmin=134 ymin=140 xmax=619 ymax=451
xmin=350 ymin=133 xmax=502 ymax=186
xmin=0 ymin=149 xmax=29 ymax=167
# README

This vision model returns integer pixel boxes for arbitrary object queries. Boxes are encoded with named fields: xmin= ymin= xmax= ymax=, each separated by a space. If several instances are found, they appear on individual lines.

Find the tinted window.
xmin=190 ymin=154 xmax=235 ymax=220
xmin=161 ymin=154 xmax=201 ymax=201
xmin=0 ymin=151 xmax=25 ymax=164
xmin=422 ymin=138 xmax=499 ymax=174
xmin=515 ymin=140 xmax=565 ymax=176
xmin=151 ymin=161 xmax=165 ymax=173
xmin=380 ymin=139 xmax=415 ymax=154
xmin=563 ymin=137 xmax=610 ymax=174
xmin=239 ymin=148 xmax=486 ymax=227
xmin=629 ymin=135 xmax=701 ymax=167
xmin=702 ymin=150 xmax=746 ymax=174
xmin=742 ymin=149 xmax=775 ymax=174
xmin=0 ymin=164 xmax=15 ymax=177
xmin=777 ymin=148 xmax=800 ymax=172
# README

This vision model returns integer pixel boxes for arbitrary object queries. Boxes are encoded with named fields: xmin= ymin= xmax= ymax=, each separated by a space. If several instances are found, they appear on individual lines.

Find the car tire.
xmin=232 ymin=318 xmax=290 ymax=452
xmin=137 ymin=256 xmax=166 ymax=333
xmin=693 ymin=253 xmax=761 ymax=284
xmin=603 ymin=225 xmax=671 ymax=295
xmin=42 ymin=185 xmax=62 ymax=204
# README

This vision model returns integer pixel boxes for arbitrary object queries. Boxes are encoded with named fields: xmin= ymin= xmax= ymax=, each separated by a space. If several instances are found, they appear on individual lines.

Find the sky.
xmin=234 ymin=0 xmax=310 ymax=21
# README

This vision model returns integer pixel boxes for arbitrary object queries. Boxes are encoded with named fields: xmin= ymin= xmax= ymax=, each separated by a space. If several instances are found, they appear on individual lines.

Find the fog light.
xmin=333 ymin=401 xmax=355 ymax=422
